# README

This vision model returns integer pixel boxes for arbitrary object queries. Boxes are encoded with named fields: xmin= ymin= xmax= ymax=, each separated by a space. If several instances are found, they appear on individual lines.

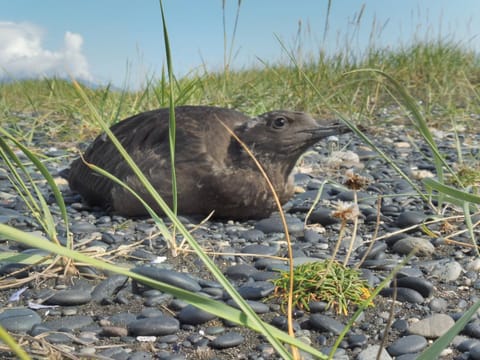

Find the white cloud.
xmin=0 ymin=21 xmax=92 ymax=81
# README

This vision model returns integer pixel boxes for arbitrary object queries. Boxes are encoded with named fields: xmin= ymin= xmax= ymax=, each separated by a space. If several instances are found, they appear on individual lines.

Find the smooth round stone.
xmin=210 ymin=332 xmax=245 ymax=349
xmin=44 ymin=289 xmax=92 ymax=306
xmin=237 ymin=281 xmax=275 ymax=299
xmin=225 ymin=263 xmax=257 ymax=280
xmin=309 ymin=314 xmax=345 ymax=335
xmin=45 ymin=332 xmax=72 ymax=344
xmin=470 ymin=344 xmax=480 ymax=360
xmin=393 ymin=276 xmax=434 ymax=298
xmin=463 ymin=322 xmax=480 ymax=338
xmin=392 ymin=237 xmax=435 ymax=256
xmin=430 ymin=260 xmax=463 ymax=282
xmin=0 ymin=308 xmax=41 ymax=332
xmin=108 ymin=313 xmax=137 ymax=326
xmin=70 ymin=221 xmax=98 ymax=233
xmin=308 ymin=207 xmax=339 ymax=226
xmin=308 ymin=301 xmax=328 ymax=313
xmin=157 ymin=334 xmax=179 ymax=343
xmin=303 ymin=229 xmax=323 ymax=242
xmin=129 ymin=352 xmax=153 ymax=360
xmin=239 ymin=229 xmax=265 ymax=241
xmin=250 ymin=271 xmax=280 ymax=281
xmin=429 ymin=298 xmax=448 ymax=312
xmin=407 ymin=314 xmax=455 ymax=338
xmin=254 ymin=215 xmax=304 ymax=234
xmin=457 ymin=338 xmax=480 ymax=352
xmin=0 ymin=263 xmax=31 ymax=278
xmin=132 ymin=266 xmax=201 ymax=292
xmin=357 ymin=345 xmax=392 ymax=360
xmin=43 ymin=315 xmax=94 ymax=330
xmin=127 ymin=315 xmax=179 ymax=336
xmin=226 ymin=299 xmax=269 ymax=314
xmin=387 ymin=335 xmax=427 ymax=356
xmin=380 ymin=287 xmax=424 ymax=304
xmin=177 ymin=304 xmax=217 ymax=325
xmin=240 ymin=244 xmax=279 ymax=256
xmin=348 ymin=333 xmax=368 ymax=348
xmin=356 ymin=242 xmax=387 ymax=260
xmin=396 ymin=211 xmax=427 ymax=228
xmin=91 ymin=274 xmax=129 ymax=302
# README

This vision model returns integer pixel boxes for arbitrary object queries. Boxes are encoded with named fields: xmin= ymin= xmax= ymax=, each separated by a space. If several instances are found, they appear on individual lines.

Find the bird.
xmin=68 ymin=105 xmax=349 ymax=220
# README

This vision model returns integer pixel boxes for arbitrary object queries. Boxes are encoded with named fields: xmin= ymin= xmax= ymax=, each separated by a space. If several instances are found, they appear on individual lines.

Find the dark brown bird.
xmin=68 ymin=105 xmax=348 ymax=219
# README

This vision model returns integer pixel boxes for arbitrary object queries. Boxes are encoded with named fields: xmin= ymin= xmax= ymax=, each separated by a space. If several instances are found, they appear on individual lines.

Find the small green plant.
xmin=272 ymin=260 xmax=373 ymax=315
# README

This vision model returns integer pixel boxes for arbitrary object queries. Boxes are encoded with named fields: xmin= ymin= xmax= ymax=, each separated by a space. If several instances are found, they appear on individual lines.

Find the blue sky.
xmin=1 ymin=1 xmax=479 ymax=89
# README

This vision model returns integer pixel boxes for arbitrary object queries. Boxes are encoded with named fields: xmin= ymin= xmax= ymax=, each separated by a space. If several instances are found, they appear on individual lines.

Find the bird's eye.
xmin=272 ymin=117 xmax=287 ymax=129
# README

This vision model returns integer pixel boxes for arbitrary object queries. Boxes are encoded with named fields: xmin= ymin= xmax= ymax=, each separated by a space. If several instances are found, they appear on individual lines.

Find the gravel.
xmin=1 ymin=116 xmax=480 ymax=359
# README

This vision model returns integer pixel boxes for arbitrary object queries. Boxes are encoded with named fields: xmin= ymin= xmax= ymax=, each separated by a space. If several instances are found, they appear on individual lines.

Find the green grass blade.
xmin=423 ymin=178 xmax=480 ymax=204
xmin=159 ymin=0 xmax=178 ymax=215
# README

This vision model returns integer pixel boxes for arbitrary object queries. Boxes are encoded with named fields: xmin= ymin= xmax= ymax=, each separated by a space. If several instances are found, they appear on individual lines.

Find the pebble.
xmin=210 ymin=332 xmax=245 ymax=349
xmin=407 ymin=313 xmax=455 ymax=338
xmin=177 ymin=304 xmax=217 ymax=325
xmin=430 ymin=260 xmax=463 ymax=282
xmin=391 ymin=236 xmax=435 ymax=256
xmin=91 ymin=274 xmax=129 ymax=302
xmin=70 ymin=221 xmax=98 ymax=233
xmin=357 ymin=345 xmax=393 ymax=360
xmin=254 ymin=214 xmax=304 ymax=234
xmin=393 ymin=276 xmax=434 ymax=298
xmin=387 ymin=335 xmax=428 ymax=356
xmin=127 ymin=315 xmax=179 ymax=336
xmin=44 ymin=289 xmax=92 ymax=306
xmin=132 ymin=266 xmax=201 ymax=292
xmin=0 ymin=308 xmax=41 ymax=332
xmin=395 ymin=211 xmax=427 ymax=228
xmin=309 ymin=314 xmax=345 ymax=335
xmin=379 ymin=287 xmax=425 ymax=304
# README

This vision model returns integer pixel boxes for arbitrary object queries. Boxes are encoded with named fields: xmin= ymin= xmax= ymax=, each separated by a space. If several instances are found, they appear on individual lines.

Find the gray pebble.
xmin=396 ymin=211 xmax=427 ymax=228
xmin=470 ymin=344 xmax=480 ymax=360
xmin=91 ymin=274 xmax=129 ymax=302
xmin=393 ymin=276 xmax=434 ymax=298
xmin=308 ymin=207 xmax=339 ymax=226
xmin=43 ymin=315 xmax=93 ymax=331
xmin=240 ymin=244 xmax=279 ymax=256
xmin=380 ymin=287 xmax=424 ymax=304
xmin=70 ymin=221 xmax=97 ymax=233
xmin=127 ymin=315 xmax=179 ymax=336
xmin=132 ymin=266 xmax=201 ymax=292
xmin=0 ymin=308 xmax=41 ymax=332
xmin=392 ymin=236 xmax=435 ymax=256
xmin=225 ymin=263 xmax=257 ymax=280
xmin=177 ymin=304 xmax=217 ymax=325
xmin=407 ymin=313 xmax=455 ymax=338
xmin=210 ymin=332 xmax=245 ymax=349
xmin=226 ymin=299 xmax=269 ymax=314
xmin=430 ymin=260 xmax=463 ymax=282
xmin=255 ymin=214 xmax=304 ymax=234
xmin=239 ymin=229 xmax=265 ymax=241
xmin=309 ymin=314 xmax=345 ymax=335
xmin=387 ymin=334 xmax=427 ymax=356
xmin=44 ymin=289 xmax=92 ymax=306
xmin=357 ymin=345 xmax=392 ymax=360
xmin=237 ymin=281 xmax=275 ymax=299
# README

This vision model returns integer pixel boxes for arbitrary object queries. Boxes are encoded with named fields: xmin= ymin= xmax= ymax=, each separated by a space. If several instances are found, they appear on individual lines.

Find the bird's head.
xmin=234 ymin=110 xmax=349 ymax=172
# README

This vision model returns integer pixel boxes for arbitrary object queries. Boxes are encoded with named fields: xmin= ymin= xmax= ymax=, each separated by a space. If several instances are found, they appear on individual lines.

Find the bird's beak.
xmin=302 ymin=121 xmax=351 ymax=139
